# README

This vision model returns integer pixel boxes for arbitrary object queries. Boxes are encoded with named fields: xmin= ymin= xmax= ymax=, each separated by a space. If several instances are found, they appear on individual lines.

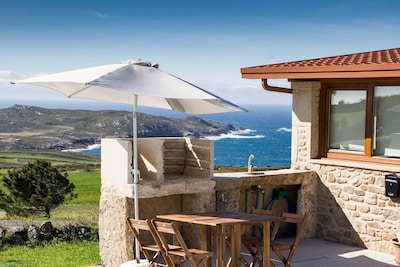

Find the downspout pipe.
xmin=262 ymin=79 xmax=292 ymax=94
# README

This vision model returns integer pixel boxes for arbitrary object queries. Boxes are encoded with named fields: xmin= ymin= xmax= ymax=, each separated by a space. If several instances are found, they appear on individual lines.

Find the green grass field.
xmin=0 ymin=151 xmax=102 ymax=266
xmin=0 ymin=150 xmax=100 ymax=168
xmin=0 ymin=241 xmax=102 ymax=267
xmin=51 ymin=170 xmax=101 ymax=224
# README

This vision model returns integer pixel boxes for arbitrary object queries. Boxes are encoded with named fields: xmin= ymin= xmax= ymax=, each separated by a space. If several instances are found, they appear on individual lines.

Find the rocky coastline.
xmin=0 ymin=105 xmax=240 ymax=151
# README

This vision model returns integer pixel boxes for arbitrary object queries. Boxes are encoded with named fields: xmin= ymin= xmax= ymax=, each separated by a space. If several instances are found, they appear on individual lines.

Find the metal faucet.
xmin=247 ymin=154 xmax=254 ymax=173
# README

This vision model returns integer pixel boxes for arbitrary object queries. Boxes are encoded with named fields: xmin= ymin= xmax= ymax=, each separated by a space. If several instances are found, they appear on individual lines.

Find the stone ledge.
xmin=138 ymin=178 xmax=216 ymax=199
xmin=101 ymin=177 xmax=216 ymax=199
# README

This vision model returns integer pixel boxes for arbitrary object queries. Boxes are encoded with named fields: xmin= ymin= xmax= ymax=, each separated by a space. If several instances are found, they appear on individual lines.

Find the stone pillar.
xmin=99 ymin=192 xmax=134 ymax=267
xmin=291 ymin=81 xmax=321 ymax=166
xmin=99 ymin=138 xmax=135 ymax=267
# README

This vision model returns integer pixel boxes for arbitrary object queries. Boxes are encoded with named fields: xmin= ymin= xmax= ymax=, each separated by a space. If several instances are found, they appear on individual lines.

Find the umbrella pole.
xmin=133 ymin=94 xmax=140 ymax=261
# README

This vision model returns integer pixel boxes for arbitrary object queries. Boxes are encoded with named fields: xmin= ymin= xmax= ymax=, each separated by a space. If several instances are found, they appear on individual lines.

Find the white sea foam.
xmin=62 ymin=143 xmax=101 ymax=153
xmin=204 ymin=129 xmax=265 ymax=141
xmin=277 ymin=127 xmax=292 ymax=133
xmin=236 ymin=129 xmax=257 ymax=134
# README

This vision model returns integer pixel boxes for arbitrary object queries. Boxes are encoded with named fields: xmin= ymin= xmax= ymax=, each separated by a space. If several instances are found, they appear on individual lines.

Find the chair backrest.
xmin=149 ymin=219 xmax=213 ymax=267
xmin=247 ymin=208 xmax=274 ymax=237
xmin=271 ymin=212 xmax=307 ymax=242
xmin=126 ymin=217 xmax=152 ymax=246
xmin=126 ymin=217 xmax=162 ymax=265
xmin=249 ymin=207 xmax=273 ymax=216
xmin=150 ymin=220 xmax=190 ymax=253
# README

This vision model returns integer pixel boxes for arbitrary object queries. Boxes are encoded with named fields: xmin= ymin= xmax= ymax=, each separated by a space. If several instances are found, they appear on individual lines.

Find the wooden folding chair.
xmin=270 ymin=212 xmax=308 ymax=267
xmin=240 ymin=208 xmax=274 ymax=267
xmin=149 ymin=219 xmax=213 ymax=267
xmin=126 ymin=217 xmax=165 ymax=267
xmin=241 ymin=211 xmax=307 ymax=267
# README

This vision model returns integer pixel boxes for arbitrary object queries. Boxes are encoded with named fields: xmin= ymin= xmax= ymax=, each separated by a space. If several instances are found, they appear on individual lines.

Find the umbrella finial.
xmin=121 ymin=59 xmax=152 ymax=67
xmin=121 ymin=59 xmax=159 ymax=68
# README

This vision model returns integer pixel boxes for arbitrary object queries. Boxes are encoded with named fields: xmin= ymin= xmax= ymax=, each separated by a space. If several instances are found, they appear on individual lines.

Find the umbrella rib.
xmin=68 ymin=84 xmax=92 ymax=98
xmin=165 ymin=98 xmax=186 ymax=112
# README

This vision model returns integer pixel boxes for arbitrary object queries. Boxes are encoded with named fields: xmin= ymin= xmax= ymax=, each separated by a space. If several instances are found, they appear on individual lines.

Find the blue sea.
xmin=0 ymin=101 xmax=292 ymax=168
xmin=71 ymin=104 xmax=292 ymax=168
xmin=200 ymin=105 xmax=292 ymax=167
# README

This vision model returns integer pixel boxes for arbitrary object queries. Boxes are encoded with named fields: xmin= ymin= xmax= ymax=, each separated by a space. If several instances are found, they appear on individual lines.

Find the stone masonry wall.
xmin=293 ymin=162 xmax=400 ymax=252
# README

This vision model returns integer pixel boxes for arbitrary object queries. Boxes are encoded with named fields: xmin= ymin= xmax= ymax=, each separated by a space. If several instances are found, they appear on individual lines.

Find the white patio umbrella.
xmin=12 ymin=59 xmax=246 ymax=262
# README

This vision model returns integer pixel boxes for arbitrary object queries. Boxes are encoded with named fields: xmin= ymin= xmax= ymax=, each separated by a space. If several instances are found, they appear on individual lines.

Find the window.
xmin=329 ymin=90 xmax=366 ymax=152
xmin=373 ymin=86 xmax=400 ymax=157
xmin=325 ymin=85 xmax=400 ymax=161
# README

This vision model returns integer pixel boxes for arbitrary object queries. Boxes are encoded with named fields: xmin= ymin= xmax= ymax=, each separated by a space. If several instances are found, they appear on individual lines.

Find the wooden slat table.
xmin=157 ymin=212 xmax=279 ymax=267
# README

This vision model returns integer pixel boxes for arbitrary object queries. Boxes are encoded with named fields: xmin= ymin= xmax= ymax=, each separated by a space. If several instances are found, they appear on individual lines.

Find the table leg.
xmin=229 ymin=224 xmax=242 ymax=267
xmin=263 ymin=221 xmax=271 ymax=267
xmin=216 ymin=225 xmax=222 ymax=267
xmin=200 ymin=225 xmax=211 ymax=267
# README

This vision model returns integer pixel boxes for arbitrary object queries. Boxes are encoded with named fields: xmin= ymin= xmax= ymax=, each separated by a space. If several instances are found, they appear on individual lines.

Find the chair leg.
xmin=242 ymin=242 xmax=263 ymax=266
xmin=272 ymin=247 xmax=291 ymax=267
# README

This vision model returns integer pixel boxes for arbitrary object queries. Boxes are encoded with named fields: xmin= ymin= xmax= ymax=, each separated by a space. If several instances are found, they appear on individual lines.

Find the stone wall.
xmin=293 ymin=161 xmax=400 ymax=252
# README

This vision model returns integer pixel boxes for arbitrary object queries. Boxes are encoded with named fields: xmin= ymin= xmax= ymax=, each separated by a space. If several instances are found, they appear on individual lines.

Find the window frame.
xmin=319 ymin=79 xmax=400 ymax=165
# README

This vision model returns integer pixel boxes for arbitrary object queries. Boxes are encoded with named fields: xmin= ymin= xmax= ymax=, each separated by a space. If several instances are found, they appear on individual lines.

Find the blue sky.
xmin=1 ymin=0 xmax=400 ymax=109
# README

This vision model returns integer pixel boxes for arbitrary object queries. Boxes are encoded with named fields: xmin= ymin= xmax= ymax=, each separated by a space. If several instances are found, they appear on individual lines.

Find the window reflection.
xmin=329 ymin=90 xmax=366 ymax=152
xmin=374 ymin=86 xmax=400 ymax=157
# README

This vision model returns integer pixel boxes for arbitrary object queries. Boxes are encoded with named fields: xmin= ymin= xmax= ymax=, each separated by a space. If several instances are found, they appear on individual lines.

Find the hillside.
xmin=0 ymin=105 xmax=238 ymax=151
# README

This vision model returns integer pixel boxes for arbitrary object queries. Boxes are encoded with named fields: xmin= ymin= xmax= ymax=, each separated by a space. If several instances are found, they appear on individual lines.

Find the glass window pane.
xmin=373 ymin=86 xmax=400 ymax=157
xmin=329 ymin=90 xmax=366 ymax=152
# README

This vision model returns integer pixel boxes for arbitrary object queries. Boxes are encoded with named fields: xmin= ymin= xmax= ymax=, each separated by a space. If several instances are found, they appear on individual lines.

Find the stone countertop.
xmin=213 ymin=168 xmax=310 ymax=179
xmin=213 ymin=169 xmax=315 ymax=191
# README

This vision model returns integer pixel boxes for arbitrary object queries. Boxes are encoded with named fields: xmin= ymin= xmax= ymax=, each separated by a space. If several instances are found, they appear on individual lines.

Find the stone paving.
xmin=279 ymin=238 xmax=397 ymax=267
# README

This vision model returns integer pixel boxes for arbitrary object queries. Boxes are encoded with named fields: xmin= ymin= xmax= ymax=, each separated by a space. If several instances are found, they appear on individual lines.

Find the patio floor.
xmin=121 ymin=238 xmax=397 ymax=267
xmin=215 ymin=238 xmax=397 ymax=266
xmin=274 ymin=238 xmax=397 ymax=267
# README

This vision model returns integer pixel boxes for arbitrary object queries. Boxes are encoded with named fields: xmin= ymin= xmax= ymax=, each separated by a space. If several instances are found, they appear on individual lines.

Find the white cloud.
xmin=84 ymin=10 xmax=109 ymax=18
xmin=0 ymin=70 xmax=25 ymax=85
xmin=0 ymin=70 xmax=63 ymax=101
xmin=206 ymin=80 xmax=292 ymax=106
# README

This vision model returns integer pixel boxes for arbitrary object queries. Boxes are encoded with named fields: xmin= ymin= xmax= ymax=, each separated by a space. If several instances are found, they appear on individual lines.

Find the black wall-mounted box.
xmin=385 ymin=174 xmax=400 ymax=198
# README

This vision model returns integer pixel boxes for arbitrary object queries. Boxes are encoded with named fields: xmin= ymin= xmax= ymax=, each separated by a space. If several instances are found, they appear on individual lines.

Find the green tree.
xmin=0 ymin=160 xmax=77 ymax=218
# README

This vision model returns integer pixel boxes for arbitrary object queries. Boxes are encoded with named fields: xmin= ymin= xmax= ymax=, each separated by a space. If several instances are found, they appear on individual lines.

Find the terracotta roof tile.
xmin=241 ymin=48 xmax=400 ymax=79
xmin=268 ymin=48 xmax=400 ymax=68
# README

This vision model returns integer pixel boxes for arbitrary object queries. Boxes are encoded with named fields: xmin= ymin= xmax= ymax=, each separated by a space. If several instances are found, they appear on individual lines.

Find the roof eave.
xmin=241 ymin=62 xmax=400 ymax=73
xmin=242 ymin=70 xmax=400 ymax=80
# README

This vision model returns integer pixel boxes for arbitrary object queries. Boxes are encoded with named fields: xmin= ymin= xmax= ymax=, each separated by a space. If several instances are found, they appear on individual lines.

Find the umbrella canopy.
xmin=13 ymin=60 xmax=244 ymax=114
xmin=12 ymin=59 xmax=246 ymax=262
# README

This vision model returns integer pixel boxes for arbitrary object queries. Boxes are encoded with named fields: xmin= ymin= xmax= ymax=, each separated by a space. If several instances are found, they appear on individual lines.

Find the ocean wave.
xmin=62 ymin=143 xmax=101 ymax=153
xmin=277 ymin=127 xmax=292 ymax=133
xmin=204 ymin=129 xmax=265 ymax=141
xmin=235 ymin=129 xmax=257 ymax=134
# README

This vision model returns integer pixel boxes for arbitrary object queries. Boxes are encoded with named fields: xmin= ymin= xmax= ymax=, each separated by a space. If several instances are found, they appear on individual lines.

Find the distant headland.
xmin=0 ymin=105 xmax=241 ymax=151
